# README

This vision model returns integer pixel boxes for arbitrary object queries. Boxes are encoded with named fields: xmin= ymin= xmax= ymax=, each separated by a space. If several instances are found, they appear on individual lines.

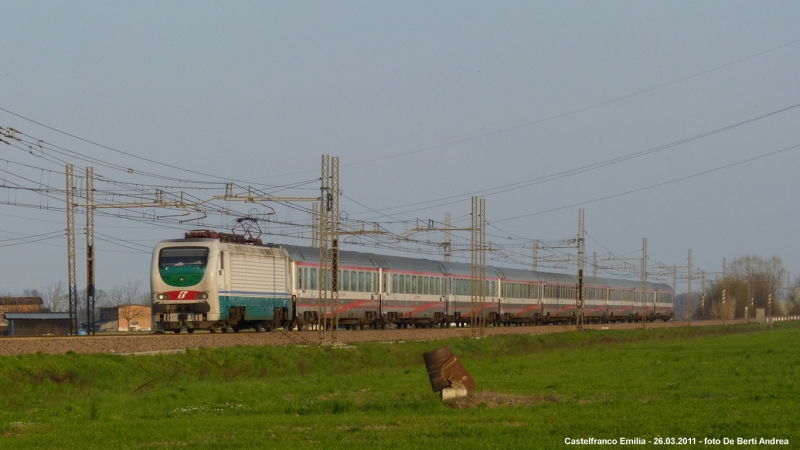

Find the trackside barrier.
xmin=773 ymin=316 xmax=800 ymax=321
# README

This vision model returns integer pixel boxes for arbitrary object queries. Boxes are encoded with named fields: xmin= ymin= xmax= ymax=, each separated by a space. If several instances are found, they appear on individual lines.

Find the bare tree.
xmin=785 ymin=276 xmax=800 ymax=316
xmin=725 ymin=255 xmax=785 ymax=317
xmin=42 ymin=281 xmax=68 ymax=312
xmin=107 ymin=281 xmax=148 ymax=330
xmin=710 ymin=294 xmax=737 ymax=320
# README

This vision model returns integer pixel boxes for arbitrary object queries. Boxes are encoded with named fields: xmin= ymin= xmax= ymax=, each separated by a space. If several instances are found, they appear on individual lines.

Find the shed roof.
xmin=4 ymin=312 xmax=71 ymax=320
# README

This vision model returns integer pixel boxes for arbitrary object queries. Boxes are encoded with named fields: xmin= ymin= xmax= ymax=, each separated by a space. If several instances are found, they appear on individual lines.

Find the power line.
xmin=351 ymin=101 xmax=800 ymax=220
xmin=252 ymin=36 xmax=800 ymax=179
xmin=495 ymin=142 xmax=800 ymax=223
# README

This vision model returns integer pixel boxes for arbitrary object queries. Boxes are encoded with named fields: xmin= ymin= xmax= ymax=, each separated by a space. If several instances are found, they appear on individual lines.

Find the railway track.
xmin=0 ymin=319 xmax=749 ymax=356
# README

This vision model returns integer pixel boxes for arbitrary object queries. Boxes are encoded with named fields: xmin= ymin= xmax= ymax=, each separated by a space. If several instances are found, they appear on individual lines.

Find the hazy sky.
xmin=2 ymin=1 xmax=799 ymax=296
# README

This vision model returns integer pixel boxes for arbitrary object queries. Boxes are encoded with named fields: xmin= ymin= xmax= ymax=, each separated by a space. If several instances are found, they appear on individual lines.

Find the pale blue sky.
xmin=2 ymin=1 xmax=799 ymax=296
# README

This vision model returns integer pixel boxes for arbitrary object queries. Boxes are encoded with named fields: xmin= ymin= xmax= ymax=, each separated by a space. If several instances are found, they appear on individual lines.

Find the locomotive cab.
xmin=151 ymin=240 xmax=218 ymax=333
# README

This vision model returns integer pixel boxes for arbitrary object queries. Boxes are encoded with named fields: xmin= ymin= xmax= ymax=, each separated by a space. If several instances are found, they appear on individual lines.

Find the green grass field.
xmin=1 ymin=322 xmax=797 ymax=449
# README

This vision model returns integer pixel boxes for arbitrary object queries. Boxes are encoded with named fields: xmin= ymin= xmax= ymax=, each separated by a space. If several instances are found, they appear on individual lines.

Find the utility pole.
xmin=311 ymin=202 xmax=318 ymax=248
xmin=768 ymin=283 xmax=773 ymax=319
xmin=85 ymin=167 xmax=95 ymax=335
xmin=444 ymin=212 xmax=452 ymax=262
xmin=470 ymin=197 xmax=486 ymax=336
xmin=65 ymin=164 xmax=78 ymax=335
xmin=641 ymin=238 xmax=647 ymax=328
xmin=593 ymin=251 xmax=597 ymax=278
xmin=576 ymin=209 xmax=585 ymax=331
xmin=532 ymin=239 xmax=539 ymax=271
xmin=700 ymin=270 xmax=706 ymax=320
xmin=722 ymin=257 xmax=727 ymax=324
xmin=687 ymin=250 xmax=692 ymax=325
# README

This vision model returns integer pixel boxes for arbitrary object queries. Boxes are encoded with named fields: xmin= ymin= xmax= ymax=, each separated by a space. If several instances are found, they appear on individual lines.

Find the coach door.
xmin=218 ymin=250 xmax=229 ymax=292
xmin=374 ymin=270 xmax=382 ymax=316
xmin=443 ymin=276 xmax=453 ymax=315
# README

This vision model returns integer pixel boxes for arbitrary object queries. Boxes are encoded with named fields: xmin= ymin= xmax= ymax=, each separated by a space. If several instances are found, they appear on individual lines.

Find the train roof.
xmin=282 ymin=244 xmax=673 ymax=292
xmin=157 ymin=234 xmax=672 ymax=292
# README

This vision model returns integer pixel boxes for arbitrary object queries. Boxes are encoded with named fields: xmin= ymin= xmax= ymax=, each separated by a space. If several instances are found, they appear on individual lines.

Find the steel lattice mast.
xmin=85 ymin=167 xmax=96 ymax=335
xmin=576 ymin=208 xmax=585 ymax=330
xmin=641 ymin=237 xmax=647 ymax=328
xmin=318 ymin=155 xmax=340 ymax=344
xmin=65 ymin=164 xmax=78 ymax=335
xmin=470 ymin=197 xmax=486 ymax=336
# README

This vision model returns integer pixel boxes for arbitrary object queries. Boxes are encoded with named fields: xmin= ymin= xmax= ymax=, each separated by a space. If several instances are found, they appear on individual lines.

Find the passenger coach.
xmin=150 ymin=230 xmax=674 ymax=333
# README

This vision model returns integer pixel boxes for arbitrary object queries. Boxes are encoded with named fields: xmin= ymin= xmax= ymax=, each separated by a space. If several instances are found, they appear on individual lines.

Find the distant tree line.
xmin=693 ymin=254 xmax=798 ymax=319
xmin=5 ymin=280 xmax=150 ymax=327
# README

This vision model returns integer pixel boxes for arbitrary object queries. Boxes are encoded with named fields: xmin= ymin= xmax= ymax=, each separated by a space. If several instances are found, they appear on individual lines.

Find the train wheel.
xmin=187 ymin=328 xmax=195 ymax=334
xmin=173 ymin=329 xmax=181 ymax=334
xmin=255 ymin=324 xmax=263 ymax=332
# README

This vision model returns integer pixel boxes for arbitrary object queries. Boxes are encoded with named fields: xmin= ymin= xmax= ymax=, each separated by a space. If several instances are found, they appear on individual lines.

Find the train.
xmin=150 ymin=230 xmax=674 ymax=333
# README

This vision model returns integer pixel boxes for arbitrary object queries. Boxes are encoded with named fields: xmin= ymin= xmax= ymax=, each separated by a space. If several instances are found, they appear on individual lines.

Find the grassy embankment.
xmin=0 ymin=322 xmax=798 ymax=449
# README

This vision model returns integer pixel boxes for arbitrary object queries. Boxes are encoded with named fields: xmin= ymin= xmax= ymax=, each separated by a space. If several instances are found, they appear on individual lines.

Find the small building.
xmin=0 ymin=297 xmax=43 ymax=335
xmin=98 ymin=305 xmax=152 ymax=332
xmin=4 ymin=312 xmax=71 ymax=337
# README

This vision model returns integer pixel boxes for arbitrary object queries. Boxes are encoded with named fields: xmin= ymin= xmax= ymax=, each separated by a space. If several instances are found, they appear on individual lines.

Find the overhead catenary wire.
xmin=351 ymin=101 xmax=800 ymax=220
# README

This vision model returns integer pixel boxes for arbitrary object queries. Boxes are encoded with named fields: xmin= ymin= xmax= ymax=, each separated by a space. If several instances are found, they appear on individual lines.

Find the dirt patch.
xmin=444 ymin=391 xmax=559 ymax=409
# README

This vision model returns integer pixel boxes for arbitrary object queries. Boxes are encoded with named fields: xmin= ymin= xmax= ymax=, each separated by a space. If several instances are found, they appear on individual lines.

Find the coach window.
xmin=435 ymin=278 xmax=441 ymax=295
xmin=297 ymin=270 xmax=303 ymax=290
xmin=392 ymin=274 xmax=398 ymax=294
xmin=364 ymin=273 xmax=371 ymax=292
xmin=411 ymin=276 xmax=418 ymax=294
xmin=357 ymin=272 xmax=364 ymax=292
xmin=309 ymin=269 xmax=317 ymax=290
xmin=423 ymin=277 xmax=429 ymax=294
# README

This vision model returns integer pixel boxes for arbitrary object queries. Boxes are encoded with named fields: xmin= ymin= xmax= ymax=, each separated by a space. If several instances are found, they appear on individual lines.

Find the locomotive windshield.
xmin=159 ymin=247 xmax=209 ymax=268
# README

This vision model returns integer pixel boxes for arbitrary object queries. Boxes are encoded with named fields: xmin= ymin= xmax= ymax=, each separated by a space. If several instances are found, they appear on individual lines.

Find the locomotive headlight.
xmin=157 ymin=293 xmax=168 ymax=300
xmin=197 ymin=292 xmax=208 ymax=299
